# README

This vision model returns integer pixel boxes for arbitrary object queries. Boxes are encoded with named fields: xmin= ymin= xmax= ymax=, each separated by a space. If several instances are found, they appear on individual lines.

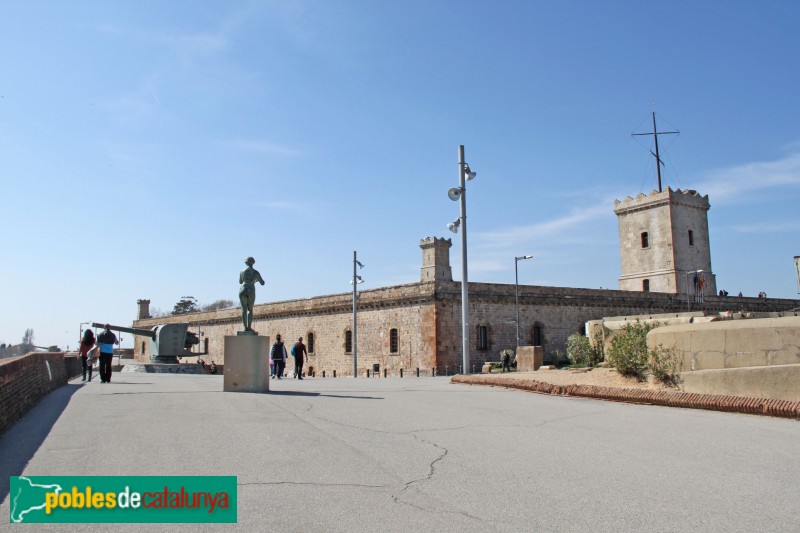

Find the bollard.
xmin=400 ymin=368 xmax=404 ymax=378
xmin=333 ymin=370 xmax=337 ymax=378
xmin=322 ymin=370 xmax=326 ymax=378
xmin=416 ymin=367 xmax=420 ymax=377
xmin=384 ymin=368 xmax=387 ymax=378
xmin=472 ymin=364 xmax=475 ymax=374
xmin=366 ymin=369 xmax=370 ymax=378
xmin=459 ymin=365 xmax=462 ymax=375
xmin=431 ymin=368 xmax=435 ymax=377
xmin=445 ymin=366 xmax=449 ymax=376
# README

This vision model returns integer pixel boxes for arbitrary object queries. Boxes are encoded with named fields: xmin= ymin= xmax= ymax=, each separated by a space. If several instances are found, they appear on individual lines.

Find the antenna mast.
xmin=632 ymin=111 xmax=679 ymax=192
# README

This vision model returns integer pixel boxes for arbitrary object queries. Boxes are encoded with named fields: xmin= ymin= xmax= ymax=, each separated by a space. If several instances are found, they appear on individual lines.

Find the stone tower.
xmin=614 ymin=188 xmax=716 ymax=296
xmin=420 ymin=237 xmax=453 ymax=282
xmin=137 ymin=299 xmax=151 ymax=320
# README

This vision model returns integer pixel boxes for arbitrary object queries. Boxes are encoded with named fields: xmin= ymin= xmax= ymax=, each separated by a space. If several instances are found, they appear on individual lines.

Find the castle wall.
xmin=133 ymin=283 xmax=439 ymax=377
xmin=133 ymin=280 xmax=798 ymax=374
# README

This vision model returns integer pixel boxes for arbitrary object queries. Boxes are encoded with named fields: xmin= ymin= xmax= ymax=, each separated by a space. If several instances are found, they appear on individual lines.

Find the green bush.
xmin=649 ymin=345 xmax=680 ymax=384
xmin=606 ymin=320 xmax=661 ymax=379
xmin=548 ymin=350 xmax=565 ymax=366
xmin=567 ymin=332 xmax=605 ymax=367
xmin=566 ymin=333 xmax=592 ymax=366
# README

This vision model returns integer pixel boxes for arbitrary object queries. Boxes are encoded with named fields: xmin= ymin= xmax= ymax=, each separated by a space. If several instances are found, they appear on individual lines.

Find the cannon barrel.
xmin=92 ymin=322 xmax=156 ymax=339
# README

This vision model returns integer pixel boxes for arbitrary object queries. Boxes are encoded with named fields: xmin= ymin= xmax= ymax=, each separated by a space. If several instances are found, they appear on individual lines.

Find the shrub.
xmin=606 ymin=320 xmax=661 ymax=379
xmin=649 ymin=345 xmax=680 ymax=384
xmin=566 ymin=333 xmax=592 ymax=366
xmin=548 ymin=350 xmax=565 ymax=366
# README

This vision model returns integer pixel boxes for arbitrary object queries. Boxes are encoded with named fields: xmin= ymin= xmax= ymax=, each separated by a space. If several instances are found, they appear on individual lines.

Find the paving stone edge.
xmin=450 ymin=375 xmax=800 ymax=420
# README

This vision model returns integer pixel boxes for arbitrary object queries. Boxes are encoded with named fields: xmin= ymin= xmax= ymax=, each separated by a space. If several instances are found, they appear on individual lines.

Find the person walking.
xmin=293 ymin=337 xmax=307 ymax=379
xmin=270 ymin=335 xmax=287 ymax=379
xmin=501 ymin=350 xmax=511 ymax=372
xmin=97 ymin=324 xmax=118 ymax=384
xmin=78 ymin=329 xmax=96 ymax=382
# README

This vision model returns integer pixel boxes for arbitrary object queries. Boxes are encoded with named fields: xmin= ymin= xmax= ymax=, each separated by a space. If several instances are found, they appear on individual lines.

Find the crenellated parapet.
xmin=614 ymin=187 xmax=710 ymax=215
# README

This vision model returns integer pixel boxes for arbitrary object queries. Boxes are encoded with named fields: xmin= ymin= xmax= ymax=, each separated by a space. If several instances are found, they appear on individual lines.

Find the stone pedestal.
xmin=223 ymin=335 xmax=269 ymax=393
xmin=516 ymin=346 xmax=544 ymax=372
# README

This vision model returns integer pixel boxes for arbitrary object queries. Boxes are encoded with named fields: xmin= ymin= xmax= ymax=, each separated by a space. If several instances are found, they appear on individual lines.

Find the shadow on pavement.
xmin=268 ymin=391 xmax=384 ymax=400
xmin=0 ymin=383 xmax=82 ymax=504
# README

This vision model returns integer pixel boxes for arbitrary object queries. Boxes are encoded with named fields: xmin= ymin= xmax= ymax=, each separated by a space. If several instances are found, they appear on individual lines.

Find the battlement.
xmin=614 ymin=187 xmax=710 ymax=214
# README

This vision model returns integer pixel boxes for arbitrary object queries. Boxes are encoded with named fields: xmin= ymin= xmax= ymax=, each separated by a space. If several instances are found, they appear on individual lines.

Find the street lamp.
xmin=685 ymin=269 xmax=704 ymax=311
xmin=447 ymin=145 xmax=477 ymax=374
xmin=79 ymin=322 xmax=92 ymax=346
xmin=794 ymin=256 xmax=800 ymax=297
xmin=351 ymin=252 xmax=365 ymax=378
xmin=514 ymin=255 xmax=533 ymax=348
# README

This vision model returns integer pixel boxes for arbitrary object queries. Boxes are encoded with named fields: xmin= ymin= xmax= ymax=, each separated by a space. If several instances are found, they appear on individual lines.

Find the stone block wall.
xmin=132 ymin=279 xmax=798 ymax=377
xmin=133 ymin=282 xmax=439 ymax=377
xmin=0 ymin=352 xmax=68 ymax=435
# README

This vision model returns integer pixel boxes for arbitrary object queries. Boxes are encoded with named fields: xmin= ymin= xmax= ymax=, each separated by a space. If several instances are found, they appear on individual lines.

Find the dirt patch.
xmin=487 ymin=367 xmax=673 ymax=391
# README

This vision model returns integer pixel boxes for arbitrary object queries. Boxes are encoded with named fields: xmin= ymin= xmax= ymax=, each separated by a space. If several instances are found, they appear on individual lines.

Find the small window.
xmin=643 ymin=279 xmax=650 ymax=292
xmin=141 ymin=341 xmax=146 ymax=355
xmin=688 ymin=230 xmax=694 ymax=246
xmin=307 ymin=332 xmax=315 ymax=354
xmin=641 ymin=232 xmax=649 ymax=248
xmin=389 ymin=328 xmax=399 ymax=353
xmin=477 ymin=326 xmax=489 ymax=351
xmin=345 ymin=330 xmax=352 ymax=353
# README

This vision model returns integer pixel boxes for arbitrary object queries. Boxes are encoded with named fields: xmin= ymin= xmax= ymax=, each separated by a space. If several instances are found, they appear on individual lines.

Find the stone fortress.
xmin=131 ymin=186 xmax=798 ymax=376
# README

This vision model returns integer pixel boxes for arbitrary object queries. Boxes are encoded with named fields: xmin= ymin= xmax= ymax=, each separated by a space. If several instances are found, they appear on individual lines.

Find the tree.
xmin=201 ymin=299 xmax=235 ymax=312
xmin=20 ymin=329 xmax=35 ymax=353
xmin=172 ymin=296 xmax=199 ymax=315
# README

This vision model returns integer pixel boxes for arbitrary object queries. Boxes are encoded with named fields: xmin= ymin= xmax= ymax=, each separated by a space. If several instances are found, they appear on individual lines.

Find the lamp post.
xmin=685 ymin=269 xmax=703 ymax=311
xmin=447 ymin=145 xmax=477 ymax=374
xmin=79 ymin=322 xmax=92 ymax=346
xmin=514 ymin=255 xmax=533 ymax=348
xmin=794 ymin=256 xmax=800 ymax=297
xmin=351 ymin=251 xmax=364 ymax=378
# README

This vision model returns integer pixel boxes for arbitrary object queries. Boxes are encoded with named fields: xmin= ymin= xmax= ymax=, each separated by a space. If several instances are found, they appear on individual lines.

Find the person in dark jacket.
xmin=97 ymin=324 xmax=118 ymax=384
xmin=78 ymin=329 xmax=96 ymax=381
xmin=270 ymin=335 xmax=287 ymax=379
xmin=293 ymin=337 xmax=307 ymax=379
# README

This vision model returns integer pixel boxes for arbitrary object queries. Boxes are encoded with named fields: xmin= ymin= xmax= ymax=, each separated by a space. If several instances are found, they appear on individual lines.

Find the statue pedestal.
xmin=223 ymin=335 xmax=270 ymax=393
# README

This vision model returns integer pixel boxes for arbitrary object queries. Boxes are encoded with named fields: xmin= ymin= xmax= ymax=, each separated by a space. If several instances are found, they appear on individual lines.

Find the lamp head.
xmin=448 ymin=187 xmax=462 ymax=201
xmin=464 ymin=165 xmax=476 ymax=181
xmin=447 ymin=219 xmax=460 ymax=234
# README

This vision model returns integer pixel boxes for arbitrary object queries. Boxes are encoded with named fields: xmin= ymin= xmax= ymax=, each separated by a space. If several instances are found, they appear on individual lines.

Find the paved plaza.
xmin=1 ymin=372 xmax=799 ymax=532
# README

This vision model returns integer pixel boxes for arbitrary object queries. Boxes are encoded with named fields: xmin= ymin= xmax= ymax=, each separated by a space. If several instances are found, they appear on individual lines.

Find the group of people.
xmin=78 ymin=324 xmax=119 ymax=383
xmin=269 ymin=334 xmax=307 ymax=380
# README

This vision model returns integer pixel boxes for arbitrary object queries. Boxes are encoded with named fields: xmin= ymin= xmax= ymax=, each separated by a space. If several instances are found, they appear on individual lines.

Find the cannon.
xmin=92 ymin=322 xmax=206 ymax=364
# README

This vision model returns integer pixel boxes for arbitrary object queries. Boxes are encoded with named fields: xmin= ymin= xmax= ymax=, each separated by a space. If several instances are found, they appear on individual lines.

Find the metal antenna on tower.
xmin=632 ymin=111 xmax=679 ymax=192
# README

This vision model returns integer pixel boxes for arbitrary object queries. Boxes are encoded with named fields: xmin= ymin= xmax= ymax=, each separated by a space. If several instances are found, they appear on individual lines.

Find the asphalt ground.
xmin=1 ymin=373 xmax=799 ymax=532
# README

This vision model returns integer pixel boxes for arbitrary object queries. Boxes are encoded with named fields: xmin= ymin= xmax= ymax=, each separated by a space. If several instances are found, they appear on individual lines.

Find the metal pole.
xmin=652 ymin=112 xmax=662 ymax=193
xmin=458 ymin=145 xmax=470 ymax=376
xmin=794 ymin=256 xmax=800 ymax=296
xmin=515 ymin=258 xmax=520 ymax=348
xmin=353 ymin=251 xmax=358 ymax=378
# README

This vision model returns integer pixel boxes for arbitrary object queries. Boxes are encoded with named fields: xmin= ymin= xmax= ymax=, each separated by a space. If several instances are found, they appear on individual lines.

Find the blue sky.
xmin=2 ymin=1 xmax=799 ymax=350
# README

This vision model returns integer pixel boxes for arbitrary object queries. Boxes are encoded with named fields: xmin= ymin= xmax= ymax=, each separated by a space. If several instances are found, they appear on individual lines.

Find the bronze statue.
xmin=239 ymin=257 xmax=265 ymax=332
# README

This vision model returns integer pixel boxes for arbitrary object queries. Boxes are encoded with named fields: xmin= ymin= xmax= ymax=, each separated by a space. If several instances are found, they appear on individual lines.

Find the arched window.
xmin=533 ymin=325 xmax=543 ymax=347
xmin=345 ymin=330 xmax=352 ymax=353
xmin=390 ymin=328 xmax=399 ymax=354
xmin=307 ymin=332 xmax=315 ymax=354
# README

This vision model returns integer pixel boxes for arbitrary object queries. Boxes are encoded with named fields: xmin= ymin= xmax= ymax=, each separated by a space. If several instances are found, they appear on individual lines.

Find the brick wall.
xmin=0 ymin=352 xmax=69 ymax=435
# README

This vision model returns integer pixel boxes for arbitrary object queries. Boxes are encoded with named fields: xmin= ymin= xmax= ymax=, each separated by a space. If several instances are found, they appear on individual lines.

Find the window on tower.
xmin=641 ymin=232 xmax=649 ymax=248
xmin=643 ymin=279 xmax=650 ymax=292
xmin=688 ymin=230 xmax=694 ymax=246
